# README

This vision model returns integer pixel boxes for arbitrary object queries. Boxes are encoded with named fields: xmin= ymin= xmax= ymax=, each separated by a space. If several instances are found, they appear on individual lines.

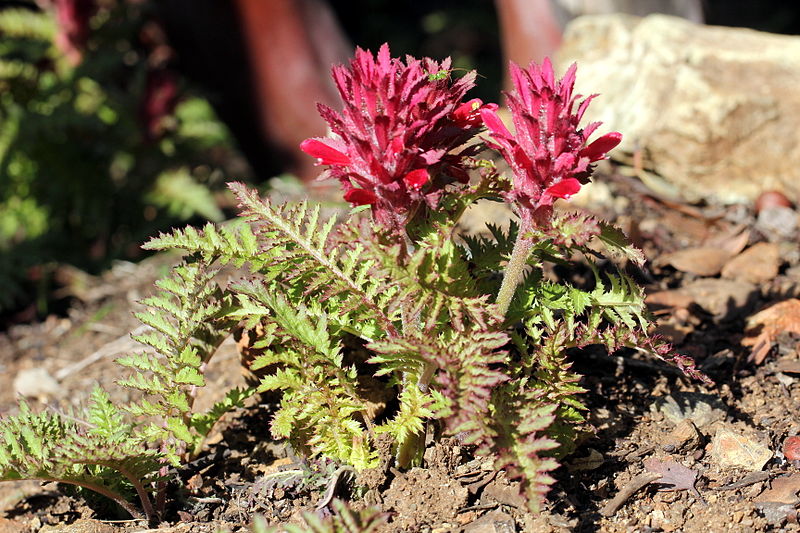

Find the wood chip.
xmin=712 ymin=470 xmax=769 ymax=491
xmin=743 ymin=299 xmax=800 ymax=364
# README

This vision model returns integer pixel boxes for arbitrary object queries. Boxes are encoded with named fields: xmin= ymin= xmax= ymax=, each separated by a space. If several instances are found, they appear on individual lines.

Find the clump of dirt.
xmin=382 ymin=467 xmax=469 ymax=531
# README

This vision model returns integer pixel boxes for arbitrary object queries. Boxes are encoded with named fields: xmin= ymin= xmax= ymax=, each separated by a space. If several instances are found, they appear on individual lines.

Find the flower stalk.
xmin=495 ymin=217 xmax=534 ymax=317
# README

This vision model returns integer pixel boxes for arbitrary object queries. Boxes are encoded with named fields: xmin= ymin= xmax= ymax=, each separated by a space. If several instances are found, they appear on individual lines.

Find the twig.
xmin=55 ymin=325 xmax=151 ymax=381
xmin=712 ymin=471 xmax=770 ymax=491
xmin=600 ymin=472 xmax=662 ymax=517
xmin=459 ymin=503 xmax=499 ymax=512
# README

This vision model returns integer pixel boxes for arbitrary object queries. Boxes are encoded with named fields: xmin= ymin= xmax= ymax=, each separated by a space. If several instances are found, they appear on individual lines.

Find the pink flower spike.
xmin=485 ymin=58 xmax=618 ymax=217
xmin=344 ymin=188 xmax=378 ymax=205
xmin=545 ymin=178 xmax=582 ymax=200
xmin=300 ymin=43 xmax=480 ymax=235
xmin=579 ymin=132 xmax=622 ymax=162
xmin=300 ymin=138 xmax=351 ymax=166
xmin=403 ymin=168 xmax=430 ymax=191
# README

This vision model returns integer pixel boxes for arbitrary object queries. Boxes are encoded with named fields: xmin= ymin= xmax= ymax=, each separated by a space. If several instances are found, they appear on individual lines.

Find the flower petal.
xmin=403 ymin=168 xmax=430 ymax=191
xmin=343 ymin=188 xmax=377 ymax=205
xmin=452 ymin=98 xmax=482 ymax=127
xmin=545 ymin=178 xmax=582 ymax=199
xmin=580 ymin=132 xmax=622 ymax=162
xmin=480 ymin=108 xmax=512 ymax=139
xmin=300 ymin=138 xmax=351 ymax=166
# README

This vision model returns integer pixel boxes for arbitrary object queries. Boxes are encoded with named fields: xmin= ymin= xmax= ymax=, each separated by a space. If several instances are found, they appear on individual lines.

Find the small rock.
xmin=710 ymin=426 xmax=772 ymax=471
xmin=756 ymin=206 xmax=799 ymax=241
xmin=755 ymin=473 xmax=800 ymax=505
xmin=13 ymin=367 xmax=62 ymax=399
xmin=651 ymin=392 xmax=727 ymax=428
xmin=755 ymin=502 xmax=796 ymax=527
xmin=661 ymin=420 xmax=702 ymax=452
xmin=464 ymin=511 xmax=516 ymax=533
xmin=482 ymin=475 xmax=527 ymax=509
xmin=755 ymin=190 xmax=793 ymax=214
xmin=721 ymin=242 xmax=781 ymax=284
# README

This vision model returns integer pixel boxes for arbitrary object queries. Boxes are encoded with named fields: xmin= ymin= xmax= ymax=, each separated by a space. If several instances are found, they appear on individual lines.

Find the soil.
xmin=2 ymin=168 xmax=800 ymax=532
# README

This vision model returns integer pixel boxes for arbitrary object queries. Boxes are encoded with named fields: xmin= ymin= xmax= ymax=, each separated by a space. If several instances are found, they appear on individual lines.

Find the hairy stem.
xmin=495 ymin=217 xmax=534 ymax=317
xmin=34 ymin=477 xmax=146 ymax=521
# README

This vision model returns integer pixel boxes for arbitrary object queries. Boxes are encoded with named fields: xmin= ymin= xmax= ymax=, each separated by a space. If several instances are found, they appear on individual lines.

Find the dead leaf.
xmin=646 ymin=289 xmax=695 ymax=309
xmin=643 ymin=458 xmax=700 ymax=497
xmin=658 ymin=247 xmax=732 ymax=276
xmin=566 ymin=448 xmax=604 ymax=472
xmin=721 ymin=242 xmax=780 ymax=284
xmin=755 ymin=474 xmax=800 ymax=505
xmin=710 ymin=427 xmax=772 ymax=471
xmin=658 ymin=211 xmax=712 ymax=241
xmin=743 ymin=299 xmax=800 ymax=364
xmin=705 ymin=227 xmax=750 ymax=256
xmin=186 ymin=473 xmax=204 ymax=493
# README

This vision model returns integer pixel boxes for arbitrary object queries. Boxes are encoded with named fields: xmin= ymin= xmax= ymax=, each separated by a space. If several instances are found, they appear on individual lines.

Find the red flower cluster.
xmin=481 ymin=58 xmax=621 ymax=222
xmin=53 ymin=0 xmax=96 ymax=65
xmin=140 ymin=69 xmax=180 ymax=142
xmin=301 ymin=44 xmax=494 ymax=232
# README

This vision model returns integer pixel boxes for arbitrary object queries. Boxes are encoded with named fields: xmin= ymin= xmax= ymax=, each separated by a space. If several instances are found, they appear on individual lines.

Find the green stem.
xmin=495 ymin=218 xmax=534 ymax=317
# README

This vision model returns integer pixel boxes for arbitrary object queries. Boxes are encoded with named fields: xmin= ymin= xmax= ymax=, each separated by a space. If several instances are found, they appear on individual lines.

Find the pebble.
xmin=650 ymin=392 xmax=726 ymax=428
xmin=463 ymin=511 xmax=516 ymax=533
xmin=783 ymin=436 xmax=800 ymax=461
xmin=13 ymin=367 xmax=62 ymax=399
xmin=710 ymin=426 xmax=772 ymax=471
xmin=660 ymin=419 xmax=701 ymax=452
xmin=755 ymin=190 xmax=793 ymax=214
xmin=756 ymin=206 xmax=798 ymax=241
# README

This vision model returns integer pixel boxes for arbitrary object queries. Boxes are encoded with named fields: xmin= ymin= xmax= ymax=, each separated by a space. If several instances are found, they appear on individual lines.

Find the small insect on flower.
xmin=427 ymin=69 xmax=450 ymax=81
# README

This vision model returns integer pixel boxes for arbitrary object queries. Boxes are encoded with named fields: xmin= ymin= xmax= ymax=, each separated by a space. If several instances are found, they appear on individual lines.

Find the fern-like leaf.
xmin=229 ymin=182 xmax=399 ymax=340
xmin=142 ymin=220 xmax=265 ymax=270
xmin=0 ymin=400 xmax=160 ymax=520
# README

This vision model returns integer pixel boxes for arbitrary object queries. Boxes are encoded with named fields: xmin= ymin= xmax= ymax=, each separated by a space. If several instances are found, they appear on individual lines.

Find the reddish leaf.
xmin=643 ymin=458 xmax=699 ymax=497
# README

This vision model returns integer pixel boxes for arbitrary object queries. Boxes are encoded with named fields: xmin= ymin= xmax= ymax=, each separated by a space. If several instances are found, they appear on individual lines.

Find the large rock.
xmin=557 ymin=14 xmax=800 ymax=204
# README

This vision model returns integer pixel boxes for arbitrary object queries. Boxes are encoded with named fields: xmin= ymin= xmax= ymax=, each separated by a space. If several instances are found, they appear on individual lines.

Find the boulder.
xmin=557 ymin=14 xmax=800 ymax=204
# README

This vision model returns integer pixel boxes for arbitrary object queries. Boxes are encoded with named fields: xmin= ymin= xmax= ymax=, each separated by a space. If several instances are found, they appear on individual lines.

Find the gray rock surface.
xmin=557 ymin=14 xmax=800 ymax=204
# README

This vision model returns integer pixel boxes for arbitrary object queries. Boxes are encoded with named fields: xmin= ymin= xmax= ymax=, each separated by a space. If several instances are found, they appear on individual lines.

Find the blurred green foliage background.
xmin=0 ymin=2 xmax=242 ymax=314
